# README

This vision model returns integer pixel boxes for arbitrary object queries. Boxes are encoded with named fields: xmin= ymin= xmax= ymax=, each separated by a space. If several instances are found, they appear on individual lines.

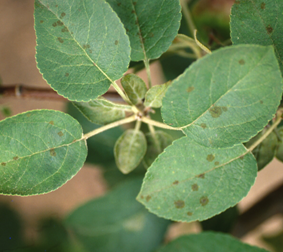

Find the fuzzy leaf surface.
xmin=73 ymin=98 xmax=132 ymax=125
xmin=162 ymin=45 xmax=283 ymax=147
xmin=138 ymin=136 xmax=257 ymax=222
xmin=144 ymin=82 xmax=171 ymax=108
xmin=34 ymin=0 xmax=130 ymax=101
xmin=156 ymin=233 xmax=268 ymax=252
xmin=106 ymin=0 xmax=181 ymax=61
xmin=230 ymin=0 xmax=283 ymax=73
xmin=65 ymin=179 xmax=169 ymax=252
xmin=0 ymin=110 xmax=87 ymax=196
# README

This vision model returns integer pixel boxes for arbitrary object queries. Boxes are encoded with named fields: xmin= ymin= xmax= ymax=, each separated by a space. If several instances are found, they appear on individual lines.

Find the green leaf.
xmin=162 ymin=45 xmax=283 ymax=148
xmin=144 ymin=82 xmax=171 ymax=108
xmin=143 ymin=131 xmax=173 ymax=169
xmin=156 ymin=232 xmax=268 ymax=252
xmin=121 ymin=74 xmax=147 ymax=105
xmin=73 ymin=98 xmax=132 ymax=125
xmin=34 ymin=0 xmax=130 ymax=102
xmin=245 ymin=129 xmax=278 ymax=171
xmin=0 ymin=110 xmax=87 ymax=196
xmin=65 ymin=179 xmax=170 ymax=252
xmin=275 ymin=126 xmax=283 ymax=162
xmin=106 ymin=0 xmax=181 ymax=61
xmin=230 ymin=0 xmax=283 ymax=73
xmin=137 ymin=136 xmax=257 ymax=222
xmin=114 ymin=129 xmax=147 ymax=174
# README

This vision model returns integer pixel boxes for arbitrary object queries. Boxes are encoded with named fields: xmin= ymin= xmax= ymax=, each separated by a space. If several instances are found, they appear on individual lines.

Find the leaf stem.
xmin=144 ymin=58 xmax=152 ymax=88
xmin=148 ymin=123 xmax=161 ymax=152
xmin=194 ymin=30 xmax=211 ymax=54
xmin=141 ymin=116 xmax=180 ymax=131
xmin=83 ymin=115 xmax=137 ymax=140
xmin=180 ymin=0 xmax=196 ymax=36
xmin=176 ymin=34 xmax=202 ymax=58
xmin=111 ymin=81 xmax=133 ymax=105
xmin=134 ymin=119 xmax=142 ymax=132
xmin=248 ymin=111 xmax=282 ymax=153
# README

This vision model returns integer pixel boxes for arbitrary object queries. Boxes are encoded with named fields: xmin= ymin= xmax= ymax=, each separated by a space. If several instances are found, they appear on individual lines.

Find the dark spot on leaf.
xmin=93 ymin=62 xmax=96 ymax=66
xmin=60 ymin=12 xmax=66 ymax=18
xmin=214 ymin=161 xmax=219 ymax=165
xmin=57 ymin=20 xmax=63 ymax=26
xmin=89 ymin=49 xmax=92 ymax=53
xmin=146 ymin=195 xmax=151 ymax=202
xmin=72 ymin=139 xmax=77 ymax=143
xmin=83 ymin=44 xmax=90 ymax=49
xmin=55 ymin=4 xmax=58 ymax=7
xmin=239 ymin=59 xmax=245 ymax=65
xmin=61 ymin=27 xmax=68 ymax=32
xmin=222 ymin=106 xmax=228 ymax=112
xmin=198 ymin=173 xmax=205 ymax=179
xmin=266 ymin=25 xmax=273 ymax=34
xmin=50 ymin=148 xmax=56 ymax=157
xmin=131 ymin=10 xmax=136 ymax=14
xmin=65 ymin=73 xmax=69 ymax=77
xmin=133 ymin=1 xmax=137 ymax=5
xmin=209 ymin=106 xmax=222 ymax=118
xmin=239 ymin=155 xmax=244 ymax=160
xmin=13 ymin=156 xmax=19 ymax=161
xmin=186 ymin=86 xmax=194 ymax=93
xmin=52 ymin=22 xmax=57 ymax=27
xmin=261 ymin=2 xmax=265 ymax=9
xmin=115 ymin=40 xmax=119 ymax=45
xmin=117 ymin=2 xmax=121 ymax=6
xmin=140 ymin=195 xmax=144 ymax=199
xmin=49 ymin=121 xmax=54 ymax=125
xmin=260 ymin=100 xmax=263 ymax=104
xmin=173 ymin=180 xmax=179 ymax=185
xmin=200 ymin=196 xmax=209 ymax=206
xmin=137 ymin=32 xmax=140 ymax=35
xmin=149 ymin=32 xmax=154 ymax=38
xmin=174 ymin=200 xmax=185 ymax=209
xmin=192 ymin=184 xmax=199 ymax=191
xmin=126 ymin=28 xmax=129 ymax=32
xmin=206 ymin=154 xmax=215 ymax=162
xmin=57 ymin=37 xmax=64 ymax=43
xmin=1 ymin=162 xmax=6 ymax=166
xmin=58 ymin=131 xmax=64 ymax=137
xmin=200 ymin=123 xmax=207 ymax=129
xmin=40 ymin=20 xmax=44 ymax=23
xmin=187 ymin=212 xmax=193 ymax=216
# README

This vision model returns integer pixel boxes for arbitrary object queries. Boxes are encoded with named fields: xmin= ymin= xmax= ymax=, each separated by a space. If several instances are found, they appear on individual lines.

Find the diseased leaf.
xmin=121 ymin=74 xmax=147 ymax=105
xmin=34 ymin=0 xmax=130 ymax=101
xmin=156 ymin=232 xmax=268 ymax=252
xmin=275 ymin=126 xmax=283 ymax=162
xmin=230 ymin=0 xmax=283 ymax=73
xmin=143 ymin=131 xmax=173 ymax=169
xmin=144 ymin=82 xmax=171 ymax=108
xmin=65 ymin=179 xmax=169 ymax=252
xmin=245 ymin=129 xmax=278 ymax=171
xmin=162 ymin=45 xmax=283 ymax=148
xmin=114 ymin=129 xmax=147 ymax=174
xmin=73 ymin=98 xmax=132 ymax=125
xmin=0 ymin=110 xmax=87 ymax=196
xmin=106 ymin=0 xmax=181 ymax=61
xmin=138 ymin=136 xmax=257 ymax=222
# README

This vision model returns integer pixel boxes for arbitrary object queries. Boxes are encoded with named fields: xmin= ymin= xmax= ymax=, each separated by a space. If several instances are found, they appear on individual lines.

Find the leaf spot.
xmin=209 ymin=106 xmax=222 ymax=118
xmin=55 ymin=4 xmax=58 ymax=7
xmin=222 ymin=106 xmax=228 ymax=112
xmin=1 ymin=162 xmax=6 ymax=166
xmin=49 ymin=121 xmax=54 ymax=125
xmin=58 ymin=131 xmax=64 ymax=137
xmin=260 ymin=100 xmax=263 ymax=104
xmin=52 ymin=22 xmax=57 ymax=27
xmin=214 ymin=161 xmax=220 ymax=165
xmin=239 ymin=59 xmax=245 ymax=65
xmin=131 ymin=10 xmax=136 ymax=14
xmin=186 ymin=86 xmax=195 ymax=93
xmin=140 ymin=195 xmax=144 ymax=199
xmin=57 ymin=37 xmax=64 ymax=43
xmin=174 ymin=200 xmax=185 ymax=209
xmin=206 ymin=154 xmax=215 ymax=162
xmin=57 ymin=20 xmax=63 ymax=26
xmin=13 ymin=156 xmax=19 ymax=161
xmin=60 ymin=12 xmax=66 ymax=18
xmin=198 ymin=173 xmax=205 ymax=179
xmin=117 ymin=2 xmax=121 ymax=6
xmin=173 ymin=180 xmax=179 ymax=185
xmin=239 ymin=155 xmax=244 ymax=160
xmin=146 ymin=195 xmax=151 ymax=202
xmin=83 ymin=44 xmax=90 ymax=49
xmin=40 ymin=20 xmax=44 ymax=23
xmin=192 ymin=184 xmax=199 ymax=191
xmin=149 ymin=32 xmax=154 ymax=38
xmin=50 ymin=148 xmax=56 ymax=157
xmin=200 ymin=196 xmax=209 ymax=206
xmin=61 ymin=27 xmax=68 ymax=32
xmin=261 ymin=2 xmax=266 ymax=9
xmin=187 ymin=211 xmax=193 ymax=216
xmin=133 ymin=1 xmax=137 ymax=5
xmin=266 ymin=25 xmax=273 ymax=34
xmin=115 ymin=40 xmax=119 ymax=45
xmin=65 ymin=73 xmax=69 ymax=77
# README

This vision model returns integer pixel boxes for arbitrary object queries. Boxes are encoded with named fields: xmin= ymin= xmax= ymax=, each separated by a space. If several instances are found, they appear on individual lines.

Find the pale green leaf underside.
xmin=156 ymin=233 xmax=268 ymax=252
xmin=162 ymin=45 xmax=283 ymax=148
xmin=138 ymin=136 xmax=257 ymax=222
xmin=230 ymin=0 xmax=283 ymax=73
xmin=106 ymin=0 xmax=181 ymax=61
xmin=73 ymin=98 xmax=132 ymax=125
xmin=65 ymin=179 xmax=169 ymax=252
xmin=144 ymin=82 xmax=170 ymax=108
xmin=0 ymin=110 xmax=87 ymax=196
xmin=35 ymin=0 xmax=130 ymax=101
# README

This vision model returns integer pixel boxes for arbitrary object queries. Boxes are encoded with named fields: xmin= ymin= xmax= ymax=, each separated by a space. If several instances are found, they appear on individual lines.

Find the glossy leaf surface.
xmin=144 ymin=82 xmax=171 ymax=108
xmin=230 ymin=0 xmax=283 ymax=73
xmin=114 ymin=129 xmax=147 ymax=174
xmin=162 ymin=45 xmax=283 ymax=147
xmin=35 ymin=0 xmax=130 ymax=101
xmin=106 ymin=0 xmax=181 ymax=61
xmin=0 ymin=110 xmax=87 ymax=196
xmin=65 ymin=179 xmax=169 ymax=252
xmin=138 ymin=136 xmax=257 ymax=222
xmin=73 ymin=98 xmax=132 ymax=125
xmin=156 ymin=232 xmax=268 ymax=252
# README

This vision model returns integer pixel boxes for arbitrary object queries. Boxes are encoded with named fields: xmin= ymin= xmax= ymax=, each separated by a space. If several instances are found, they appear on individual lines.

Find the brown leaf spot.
xmin=187 ymin=211 xmax=193 ymax=216
xmin=131 ymin=10 xmax=136 ymax=14
xmin=61 ymin=27 xmax=68 ymax=32
xmin=89 ymin=49 xmax=92 ymax=53
xmin=58 ymin=131 xmax=64 ymax=137
xmin=60 ymin=12 xmax=66 ymax=18
xmin=57 ymin=37 xmax=64 ymax=43
xmin=49 ymin=121 xmax=54 ymax=125
xmin=1 ymin=162 xmax=6 ymax=166
xmin=186 ymin=86 xmax=195 ymax=93
xmin=133 ymin=1 xmax=137 ymax=5
xmin=198 ymin=173 xmax=205 ymax=179
xmin=209 ymin=106 xmax=222 ymax=118
xmin=65 ymin=73 xmax=69 ymax=77
xmin=55 ymin=4 xmax=58 ymax=7
xmin=173 ymin=180 xmax=179 ymax=185
xmin=117 ymin=2 xmax=121 ymax=6
xmin=50 ymin=148 xmax=56 ymax=157
xmin=40 ymin=20 xmax=44 ymax=23
xmin=146 ymin=195 xmax=151 ymax=202
xmin=57 ymin=20 xmax=63 ymax=26
xmin=239 ymin=155 xmax=244 ymax=160
xmin=261 ymin=2 xmax=266 ymax=9
xmin=266 ymin=25 xmax=273 ymax=34
xmin=13 ymin=156 xmax=19 ymax=161
xmin=239 ymin=59 xmax=245 ymax=65
xmin=126 ymin=28 xmax=129 ymax=32
xmin=192 ymin=184 xmax=199 ymax=191
xmin=200 ymin=123 xmax=207 ymax=129
xmin=214 ymin=161 xmax=220 ymax=166
xmin=140 ymin=195 xmax=144 ymax=199
xmin=174 ymin=200 xmax=185 ymax=209
xmin=52 ymin=22 xmax=57 ymax=27
xmin=200 ymin=196 xmax=209 ymax=206
xmin=149 ymin=32 xmax=154 ymax=38
xmin=260 ymin=100 xmax=263 ymax=104
xmin=206 ymin=154 xmax=215 ymax=162
xmin=221 ymin=106 xmax=228 ymax=112
xmin=83 ymin=44 xmax=90 ymax=49
xmin=115 ymin=40 xmax=119 ymax=45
